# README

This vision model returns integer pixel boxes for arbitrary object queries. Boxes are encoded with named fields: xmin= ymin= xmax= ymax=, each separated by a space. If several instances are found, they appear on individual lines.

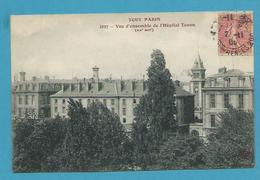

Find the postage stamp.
xmin=218 ymin=13 xmax=254 ymax=56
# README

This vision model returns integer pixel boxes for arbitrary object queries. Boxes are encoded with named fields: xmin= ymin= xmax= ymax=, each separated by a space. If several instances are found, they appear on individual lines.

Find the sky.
xmin=11 ymin=12 xmax=254 ymax=82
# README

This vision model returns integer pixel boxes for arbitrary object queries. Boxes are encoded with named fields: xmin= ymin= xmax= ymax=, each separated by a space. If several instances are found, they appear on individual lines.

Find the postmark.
xmin=218 ymin=13 xmax=253 ymax=56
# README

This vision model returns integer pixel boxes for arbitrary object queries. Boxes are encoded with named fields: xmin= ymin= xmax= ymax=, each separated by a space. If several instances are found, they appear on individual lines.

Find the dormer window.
xmin=19 ymin=84 xmax=23 ymax=91
xmin=238 ymin=77 xmax=245 ymax=87
xmin=210 ymin=79 xmax=216 ymax=87
xmin=224 ymin=78 xmax=231 ymax=87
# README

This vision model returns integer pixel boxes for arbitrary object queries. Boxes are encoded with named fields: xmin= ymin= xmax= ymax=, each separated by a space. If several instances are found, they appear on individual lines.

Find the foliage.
xmin=13 ymin=99 xmax=132 ymax=172
xmin=132 ymin=49 xmax=177 ymax=168
xmin=13 ymin=117 xmax=67 ymax=172
xmin=205 ymin=106 xmax=254 ymax=168
xmin=57 ymin=99 xmax=132 ymax=171
xmin=158 ymin=134 xmax=205 ymax=169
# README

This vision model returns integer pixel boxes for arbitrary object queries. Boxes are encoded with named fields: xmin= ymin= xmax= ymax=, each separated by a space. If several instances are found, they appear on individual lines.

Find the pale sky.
xmin=11 ymin=12 xmax=253 ymax=82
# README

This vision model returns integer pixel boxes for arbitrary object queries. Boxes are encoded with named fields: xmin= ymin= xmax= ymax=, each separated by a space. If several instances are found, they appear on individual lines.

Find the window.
xmin=239 ymin=94 xmax=244 ymax=108
xmin=47 ymin=97 xmax=50 ymax=104
xmin=87 ymin=99 xmax=91 ymax=105
xmin=122 ymin=99 xmax=126 ymax=106
xmin=123 ymin=118 xmax=126 ymax=123
xmin=191 ymin=130 xmax=199 ymax=136
xmin=224 ymin=94 xmax=229 ymax=108
xmin=18 ymin=108 xmax=22 ymax=117
xmin=239 ymin=78 xmax=245 ymax=87
xmin=62 ymin=99 xmax=66 ymax=104
xmin=54 ymin=106 xmax=58 ymax=113
xmin=133 ymin=98 xmax=136 ymax=104
xmin=32 ymin=84 xmax=36 ymax=91
xmin=18 ymin=95 xmax=22 ymax=104
xmin=225 ymin=78 xmax=231 ymax=87
xmin=111 ymin=99 xmax=115 ymax=105
xmin=210 ymin=79 xmax=216 ymax=87
xmin=122 ymin=108 xmax=126 ymax=116
xmin=55 ymin=99 xmax=58 ymax=104
xmin=210 ymin=94 xmax=215 ymax=108
xmin=31 ymin=95 xmax=35 ymax=105
xmin=25 ymin=95 xmax=28 ymax=105
xmin=111 ymin=107 xmax=115 ymax=113
xmin=79 ymin=99 xmax=82 ymax=104
xmin=26 ymin=84 xmax=30 ymax=90
xmin=103 ymin=99 xmax=107 ymax=106
xmin=210 ymin=115 xmax=216 ymax=127
xmin=62 ymin=106 xmax=66 ymax=114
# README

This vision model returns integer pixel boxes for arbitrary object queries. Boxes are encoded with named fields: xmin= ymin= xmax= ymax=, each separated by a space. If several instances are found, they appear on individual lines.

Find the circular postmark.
xmin=218 ymin=13 xmax=253 ymax=56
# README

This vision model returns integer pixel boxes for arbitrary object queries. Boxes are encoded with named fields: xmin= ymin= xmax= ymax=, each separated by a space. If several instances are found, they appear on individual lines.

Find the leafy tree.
xmin=205 ymin=106 xmax=254 ymax=168
xmin=158 ymin=134 xmax=205 ymax=169
xmin=132 ymin=49 xmax=177 ymax=168
xmin=55 ymin=99 xmax=132 ymax=171
xmin=13 ymin=117 xmax=67 ymax=172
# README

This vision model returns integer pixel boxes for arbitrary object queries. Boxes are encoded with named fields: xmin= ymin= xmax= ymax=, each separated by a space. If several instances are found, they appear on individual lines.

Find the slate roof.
xmin=51 ymin=79 xmax=193 ymax=98
xmin=208 ymin=69 xmax=253 ymax=78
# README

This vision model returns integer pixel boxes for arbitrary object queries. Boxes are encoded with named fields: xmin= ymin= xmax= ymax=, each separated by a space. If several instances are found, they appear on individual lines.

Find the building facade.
xmin=202 ymin=67 xmax=254 ymax=137
xmin=189 ymin=56 xmax=254 ymax=137
xmin=50 ymin=67 xmax=194 ymax=131
xmin=12 ymin=72 xmax=73 ymax=119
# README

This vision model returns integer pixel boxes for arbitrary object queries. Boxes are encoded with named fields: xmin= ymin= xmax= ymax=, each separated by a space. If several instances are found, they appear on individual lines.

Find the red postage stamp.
xmin=218 ymin=13 xmax=253 ymax=56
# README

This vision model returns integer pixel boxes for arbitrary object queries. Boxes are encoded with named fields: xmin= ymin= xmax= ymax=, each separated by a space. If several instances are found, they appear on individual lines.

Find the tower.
xmin=190 ymin=53 xmax=206 ymax=121
xmin=92 ymin=66 xmax=99 ymax=82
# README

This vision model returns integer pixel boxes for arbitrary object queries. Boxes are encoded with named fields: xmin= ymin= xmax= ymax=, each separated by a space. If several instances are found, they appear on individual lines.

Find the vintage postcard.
xmin=11 ymin=12 xmax=254 ymax=172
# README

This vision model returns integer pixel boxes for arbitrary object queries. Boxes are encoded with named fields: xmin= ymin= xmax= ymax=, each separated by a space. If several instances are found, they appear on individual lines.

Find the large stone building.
xmin=12 ymin=72 xmax=73 ymax=119
xmin=202 ymin=67 xmax=254 ymax=137
xmin=13 ymin=54 xmax=252 ymax=137
xmin=189 ymin=55 xmax=254 ymax=137
xmin=50 ymin=67 xmax=194 ymax=131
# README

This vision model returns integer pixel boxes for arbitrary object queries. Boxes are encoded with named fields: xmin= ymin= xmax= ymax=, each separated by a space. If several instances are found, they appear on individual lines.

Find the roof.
xmin=207 ymin=69 xmax=253 ymax=79
xmin=192 ymin=53 xmax=205 ymax=69
xmin=175 ymin=86 xmax=194 ymax=97
xmin=51 ymin=80 xmax=146 ymax=98
xmin=51 ymin=80 xmax=193 ymax=98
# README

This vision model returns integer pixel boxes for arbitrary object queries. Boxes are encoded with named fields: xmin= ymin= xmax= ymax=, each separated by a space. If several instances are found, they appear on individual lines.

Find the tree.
xmin=132 ymin=49 xmax=177 ymax=168
xmin=158 ymin=134 xmax=205 ymax=170
xmin=205 ymin=106 xmax=254 ymax=168
xmin=13 ymin=117 xmax=67 ymax=172
xmin=55 ymin=99 xmax=132 ymax=171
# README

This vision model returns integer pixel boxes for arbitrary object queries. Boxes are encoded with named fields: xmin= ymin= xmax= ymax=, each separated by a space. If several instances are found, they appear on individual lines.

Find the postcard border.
xmin=0 ymin=0 xmax=260 ymax=180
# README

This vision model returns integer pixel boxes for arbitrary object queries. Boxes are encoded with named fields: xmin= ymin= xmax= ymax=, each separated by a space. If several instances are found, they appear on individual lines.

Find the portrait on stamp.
xmin=11 ymin=12 xmax=254 ymax=172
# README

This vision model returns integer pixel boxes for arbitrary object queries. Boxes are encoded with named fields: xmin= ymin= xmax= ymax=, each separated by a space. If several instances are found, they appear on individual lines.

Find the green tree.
xmin=56 ymin=99 xmax=132 ymax=171
xmin=13 ymin=117 xmax=67 ymax=172
xmin=132 ymin=49 xmax=177 ymax=168
xmin=205 ymin=106 xmax=254 ymax=168
xmin=158 ymin=134 xmax=205 ymax=170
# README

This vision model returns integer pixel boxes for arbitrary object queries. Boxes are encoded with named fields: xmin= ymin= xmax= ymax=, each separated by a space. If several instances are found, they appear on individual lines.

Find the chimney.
xmin=20 ymin=72 xmax=26 ymax=82
xmin=92 ymin=66 xmax=99 ymax=82
xmin=218 ymin=67 xmax=227 ymax=73
xmin=175 ymin=80 xmax=180 ymax=87
xmin=78 ymin=82 xmax=81 ymax=92
xmin=13 ymin=75 xmax=18 ymax=82
xmin=32 ymin=76 xmax=37 ymax=81
xmin=143 ymin=81 xmax=146 ymax=91
xmin=120 ymin=81 xmax=125 ymax=91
